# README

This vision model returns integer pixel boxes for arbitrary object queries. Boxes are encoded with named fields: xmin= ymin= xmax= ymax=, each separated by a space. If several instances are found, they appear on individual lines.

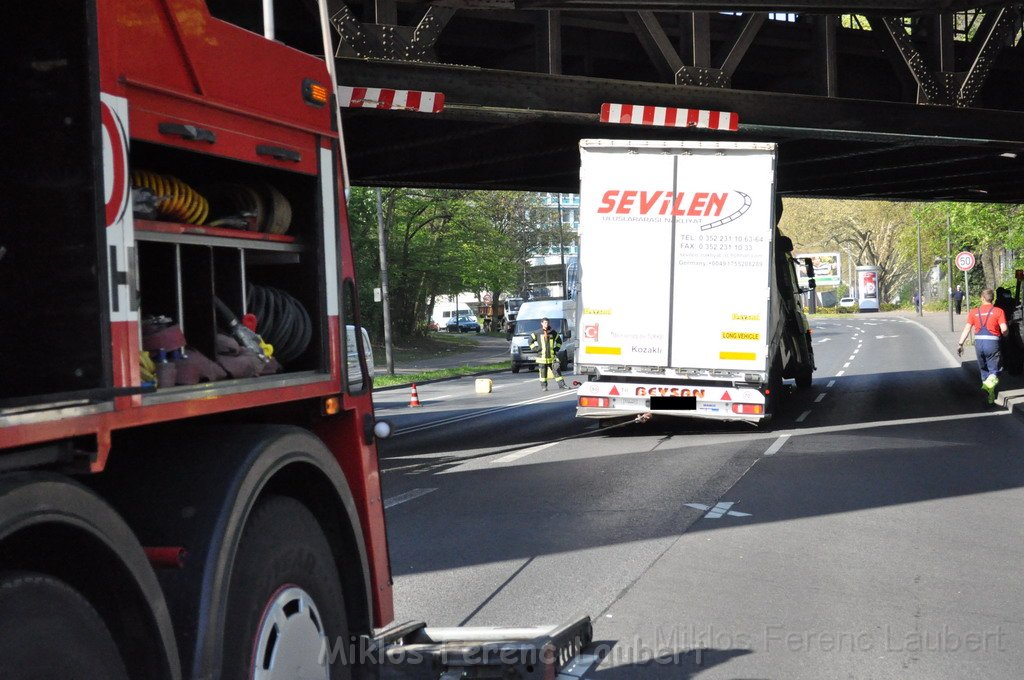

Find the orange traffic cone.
xmin=408 ymin=383 xmax=422 ymax=407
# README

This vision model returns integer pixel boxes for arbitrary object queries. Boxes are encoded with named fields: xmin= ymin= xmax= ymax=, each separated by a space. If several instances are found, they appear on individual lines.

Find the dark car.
xmin=446 ymin=316 xmax=481 ymax=333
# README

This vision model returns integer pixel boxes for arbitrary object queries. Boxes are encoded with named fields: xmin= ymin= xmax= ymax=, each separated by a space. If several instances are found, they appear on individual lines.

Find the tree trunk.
xmin=982 ymin=245 xmax=999 ymax=290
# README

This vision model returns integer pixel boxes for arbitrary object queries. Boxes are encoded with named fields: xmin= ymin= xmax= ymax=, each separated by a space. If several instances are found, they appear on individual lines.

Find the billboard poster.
xmin=794 ymin=252 xmax=841 ymax=287
xmin=856 ymin=265 xmax=880 ymax=311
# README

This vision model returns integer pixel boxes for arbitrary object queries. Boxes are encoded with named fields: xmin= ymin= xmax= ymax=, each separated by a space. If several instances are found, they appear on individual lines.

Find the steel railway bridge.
xmin=217 ymin=1 xmax=1024 ymax=201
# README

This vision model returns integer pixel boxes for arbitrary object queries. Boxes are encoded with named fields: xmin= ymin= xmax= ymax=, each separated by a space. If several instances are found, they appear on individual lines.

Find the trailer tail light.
xmin=579 ymin=396 xmax=609 ymax=408
xmin=302 ymin=79 xmax=329 ymax=107
xmin=731 ymin=403 xmax=764 ymax=415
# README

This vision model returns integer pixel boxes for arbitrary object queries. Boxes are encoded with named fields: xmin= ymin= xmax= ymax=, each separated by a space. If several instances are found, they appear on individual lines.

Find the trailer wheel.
xmin=223 ymin=495 xmax=350 ymax=680
xmin=0 ymin=571 xmax=129 ymax=680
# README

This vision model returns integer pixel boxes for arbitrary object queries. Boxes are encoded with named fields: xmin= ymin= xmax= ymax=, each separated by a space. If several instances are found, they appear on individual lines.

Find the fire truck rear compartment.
xmin=131 ymin=140 xmax=328 ymax=381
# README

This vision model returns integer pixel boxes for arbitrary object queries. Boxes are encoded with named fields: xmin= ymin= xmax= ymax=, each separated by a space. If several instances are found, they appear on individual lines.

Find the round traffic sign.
xmin=955 ymin=251 xmax=976 ymax=272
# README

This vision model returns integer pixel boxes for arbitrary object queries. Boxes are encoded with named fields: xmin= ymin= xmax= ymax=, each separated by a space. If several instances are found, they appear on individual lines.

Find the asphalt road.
xmin=374 ymin=314 xmax=1024 ymax=679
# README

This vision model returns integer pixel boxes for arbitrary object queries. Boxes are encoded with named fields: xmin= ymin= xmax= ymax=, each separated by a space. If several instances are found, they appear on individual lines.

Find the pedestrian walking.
xmin=958 ymin=288 xmax=1009 ymax=404
xmin=913 ymin=291 xmax=921 ymax=313
xmin=951 ymin=285 xmax=965 ymax=315
xmin=529 ymin=317 xmax=567 ymax=391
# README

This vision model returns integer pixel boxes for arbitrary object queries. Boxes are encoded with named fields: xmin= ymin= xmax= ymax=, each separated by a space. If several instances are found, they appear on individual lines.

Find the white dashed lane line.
xmin=384 ymin=488 xmax=437 ymax=509
xmin=493 ymin=440 xmax=560 ymax=464
xmin=763 ymin=434 xmax=791 ymax=456
xmin=796 ymin=410 xmax=812 ymax=423
xmin=815 ymin=393 xmax=826 ymax=402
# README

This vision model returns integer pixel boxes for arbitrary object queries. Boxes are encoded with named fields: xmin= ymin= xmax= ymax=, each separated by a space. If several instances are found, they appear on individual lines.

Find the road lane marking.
xmin=848 ymin=355 xmax=856 ymax=360
xmin=763 ymin=434 xmax=790 ymax=456
xmin=815 ymin=393 xmax=826 ymax=402
xmin=853 ymin=349 xmax=859 ymax=354
xmin=384 ymin=487 xmax=437 ymax=509
xmin=843 ymin=362 xmax=851 ymax=368
xmin=796 ymin=410 xmax=812 ymax=422
xmin=493 ymin=440 xmax=560 ymax=464
xmin=875 ymin=334 xmax=900 ymax=339
xmin=827 ymin=380 xmax=836 ymax=388
xmin=817 ymin=338 xmax=832 ymax=343
xmin=836 ymin=370 xmax=845 ymax=376
xmin=776 ymin=409 xmax=1006 ymax=438
xmin=685 ymin=502 xmax=751 ymax=518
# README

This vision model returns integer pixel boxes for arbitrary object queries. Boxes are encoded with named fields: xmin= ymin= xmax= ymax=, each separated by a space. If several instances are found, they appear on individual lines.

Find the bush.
xmin=807 ymin=305 xmax=856 ymax=315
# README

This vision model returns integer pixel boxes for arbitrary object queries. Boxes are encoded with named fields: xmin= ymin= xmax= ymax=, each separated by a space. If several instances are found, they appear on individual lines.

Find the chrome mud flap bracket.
xmin=360 ymin=615 xmax=593 ymax=679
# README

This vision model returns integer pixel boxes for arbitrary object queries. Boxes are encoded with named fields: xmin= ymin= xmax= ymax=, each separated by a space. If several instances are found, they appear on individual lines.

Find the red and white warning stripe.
xmin=600 ymin=103 xmax=738 ymax=131
xmin=338 ymin=86 xmax=445 ymax=113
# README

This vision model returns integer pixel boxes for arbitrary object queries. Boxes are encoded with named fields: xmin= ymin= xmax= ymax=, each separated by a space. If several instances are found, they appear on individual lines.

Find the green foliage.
xmin=780 ymin=198 xmax=919 ymax=302
xmin=913 ymin=202 xmax=1024 ymax=291
xmin=348 ymin=188 xmax=560 ymax=339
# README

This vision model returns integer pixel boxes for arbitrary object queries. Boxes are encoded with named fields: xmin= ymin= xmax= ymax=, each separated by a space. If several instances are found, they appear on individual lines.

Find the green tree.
xmin=346 ymin=188 xmax=562 ymax=338
xmin=915 ymin=202 xmax=1024 ymax=292
xmin=780 ymin=198 xmax=920 ymax=302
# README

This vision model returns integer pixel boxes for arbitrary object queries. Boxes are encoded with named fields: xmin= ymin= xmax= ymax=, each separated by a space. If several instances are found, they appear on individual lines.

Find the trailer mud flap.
xmin=362 ymin=615 xmax=593 ymax=679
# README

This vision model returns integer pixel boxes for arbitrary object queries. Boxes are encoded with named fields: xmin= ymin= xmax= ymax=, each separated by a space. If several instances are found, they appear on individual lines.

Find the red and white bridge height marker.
xmin=600 ymin=103 xmax=739 ymax=131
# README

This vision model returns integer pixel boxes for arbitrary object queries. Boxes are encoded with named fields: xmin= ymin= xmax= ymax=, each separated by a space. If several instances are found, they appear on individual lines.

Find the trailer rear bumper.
xmin=575 ymin=380 xmax=767 ymax=423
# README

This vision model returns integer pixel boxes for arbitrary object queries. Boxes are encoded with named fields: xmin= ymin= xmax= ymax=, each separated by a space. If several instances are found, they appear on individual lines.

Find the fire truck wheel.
xmin=224 ymin=495 xmax=350 ymax=680
xmin=0 ymin=571 xmax=129 ymax=680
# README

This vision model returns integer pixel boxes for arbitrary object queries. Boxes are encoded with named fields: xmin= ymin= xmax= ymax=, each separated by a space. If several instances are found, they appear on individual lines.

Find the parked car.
xmin=839 ymin=297 xmax=856 ymax=308
xmin=446 ymin=316 xmax=481 ymax=333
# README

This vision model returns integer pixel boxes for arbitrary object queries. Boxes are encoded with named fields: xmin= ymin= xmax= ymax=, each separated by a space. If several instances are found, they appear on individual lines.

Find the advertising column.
xmin=856 ymin=265 xmax=880 ymax=312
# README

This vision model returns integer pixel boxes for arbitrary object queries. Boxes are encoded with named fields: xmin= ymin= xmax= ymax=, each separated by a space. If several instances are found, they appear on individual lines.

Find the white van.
xmin=510 ymin=299 xmax=576 ymax=373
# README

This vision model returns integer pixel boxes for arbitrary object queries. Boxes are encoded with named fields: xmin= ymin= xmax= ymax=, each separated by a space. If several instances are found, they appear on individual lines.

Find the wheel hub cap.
xmin=252 ymin=586 xmax=329 ymax=680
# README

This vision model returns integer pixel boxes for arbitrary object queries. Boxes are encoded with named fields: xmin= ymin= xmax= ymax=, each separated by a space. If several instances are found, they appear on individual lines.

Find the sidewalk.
xmin=891 ymin=309 xmax=1024 ymax=420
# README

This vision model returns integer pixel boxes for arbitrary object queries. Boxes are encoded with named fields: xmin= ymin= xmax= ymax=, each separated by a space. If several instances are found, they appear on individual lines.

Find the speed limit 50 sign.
xmin=956 ymin=251 xmax=976 ymax=272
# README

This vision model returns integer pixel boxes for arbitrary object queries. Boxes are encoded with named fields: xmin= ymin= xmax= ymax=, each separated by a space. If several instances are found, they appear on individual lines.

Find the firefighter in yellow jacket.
xmin=529 ymin=317 xmax=567 ymax=391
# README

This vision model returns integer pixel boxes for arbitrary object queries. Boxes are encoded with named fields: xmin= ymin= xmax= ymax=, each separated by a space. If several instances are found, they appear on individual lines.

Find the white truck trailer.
xmin=574 ymin=140 xmax=815 ymax=424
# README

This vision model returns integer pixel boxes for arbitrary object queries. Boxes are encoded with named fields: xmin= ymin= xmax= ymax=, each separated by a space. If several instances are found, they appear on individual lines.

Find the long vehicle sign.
xmin=577 ymin=140 xmax=776 ymax=372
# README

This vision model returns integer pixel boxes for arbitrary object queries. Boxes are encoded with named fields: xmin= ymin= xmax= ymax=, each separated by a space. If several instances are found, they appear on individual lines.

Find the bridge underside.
xmin=309 ymin=2 xmax=1024 ymax=201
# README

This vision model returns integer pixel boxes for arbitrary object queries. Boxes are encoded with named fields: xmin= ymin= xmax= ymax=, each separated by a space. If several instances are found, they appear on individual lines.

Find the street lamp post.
xmin=375 ymin=188 xmax=394 ymax=375
xmin=917 ymin=219 xmax=923 ymax=317
xmin=947 ymin=216 xmax=954 ymax=332
xmin=557 ymin=194 xmax=567 ymax=297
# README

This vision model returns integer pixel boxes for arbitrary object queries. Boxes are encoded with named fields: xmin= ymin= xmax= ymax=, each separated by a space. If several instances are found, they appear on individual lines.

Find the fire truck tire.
xmin=0 ymin=571 xmax=129 ymax=680
xmin=223 ymin=495 xmax=350 ymax=680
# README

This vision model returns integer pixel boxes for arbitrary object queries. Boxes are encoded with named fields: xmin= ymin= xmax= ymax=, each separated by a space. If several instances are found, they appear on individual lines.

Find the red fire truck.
xmin=0 ymin=2 xmax=588 ymax=678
